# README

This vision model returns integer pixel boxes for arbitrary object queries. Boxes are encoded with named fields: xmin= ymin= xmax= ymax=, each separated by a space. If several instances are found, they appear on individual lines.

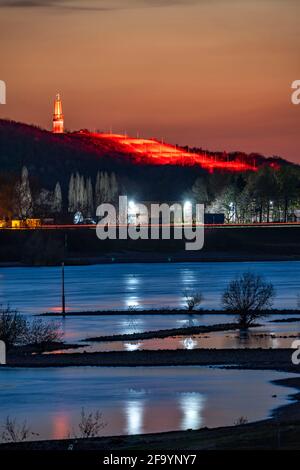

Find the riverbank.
xmin=1 ymin=224 xmax=300 ymax=266
xmin=40 ymin=308 xmax=300 ymax=317
xmin=1 ymin=375 xmax=300 ymax=450
xmin=84 ymin=322 xmax=244 ymax=342
xmin=5 ymin=348 xmax=300 ymax=372
xmin=2 ymin=252 xmax=300 ymax=268
xmin=5 ymin=323 xmax=252 ymax=355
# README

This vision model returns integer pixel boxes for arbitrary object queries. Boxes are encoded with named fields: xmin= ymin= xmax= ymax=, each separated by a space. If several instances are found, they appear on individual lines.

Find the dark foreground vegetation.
xmin=1 ymin=419 xmax=300 ymax=450
xmin=0 ymin=306 xmax=62 ymax=352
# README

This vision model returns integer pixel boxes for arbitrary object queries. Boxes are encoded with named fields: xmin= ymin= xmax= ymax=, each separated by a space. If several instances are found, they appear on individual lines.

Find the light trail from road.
xmin=1 ymin=222 xmax=300 ymax=231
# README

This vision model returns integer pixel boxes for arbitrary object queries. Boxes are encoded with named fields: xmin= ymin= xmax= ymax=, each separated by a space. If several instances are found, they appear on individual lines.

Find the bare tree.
xmin=86 ymin=177 xmax=94 ymax=216
xmin=72 ymin=408 xmax=106 ymax=439
xmin=1 ymin=416 xmax=38 ymax=442
xmin=110 ymin=172 xmax=119 ymax=203
xmin=183 ymin=290 xmax=203 ymax=312
xmin=234 ymin=416 xmax=248 ymax=426
xmin=68 ymin=173 xmax=76 ymax=213
xmin=53 ymin=182 xmax=62 ymax=213
xmin=0 ymin=306 xmax=62 ymax=350
xmin=95 ymin=171 xmax=101 ymax=207
xmin=35 ymin=188 xmax=54 ymax=217
xmin=0 ymin=306 xmax=27 ymax=349
xmin=24 ymin=319 xmax=63 ymax=347
xmin=14 ymin=166 xmax=33 ymax=218
xmin=222 ymin=272 xmax=275 ymax=328
xmin=192 ymin=177 xmax=210 ymax=207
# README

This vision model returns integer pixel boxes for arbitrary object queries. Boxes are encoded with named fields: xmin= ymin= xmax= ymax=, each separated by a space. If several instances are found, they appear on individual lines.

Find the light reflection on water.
xmin=53 ymin=313 xmax=237 ymax=343
xmin=124 ymin=342 xmax=141 ymax=351
xmin=0 ymin=367 xmax=297 ymax=441
xmin=182 ymin=337 xmax=198 ymax=350
xmin=179 ymin=393 xmax=205 ymax=430
xmin=0 ymin=261 xmax=299 ymax=349
xmin=125 ymin=393 xmax=146 ymax=435
xmin=52 ymin=319 xmax=300 ymax=354
xmin=0 ymin=261 xmax=299 ymax=314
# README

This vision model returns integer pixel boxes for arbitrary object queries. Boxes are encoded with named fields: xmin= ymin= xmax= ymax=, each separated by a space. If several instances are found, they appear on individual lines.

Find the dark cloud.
xmin=0 ymin=0 xmax=200 ymax=10
xmin=0 ymin=0 xmax=61 ymax=6
xmin=0 ymin=0 xmax=127 ymax=12
xmin=1 ymin=0 xmax=51 ymax=5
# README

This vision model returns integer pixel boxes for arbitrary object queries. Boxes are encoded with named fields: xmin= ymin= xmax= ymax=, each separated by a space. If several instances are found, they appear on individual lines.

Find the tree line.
xmin=191 ymin=165 xmax=300 ymax=223
xmin=0 ymin=167 xmax=120 ymax=220
xmin=1 ymin=163 xmax=300 ymax=223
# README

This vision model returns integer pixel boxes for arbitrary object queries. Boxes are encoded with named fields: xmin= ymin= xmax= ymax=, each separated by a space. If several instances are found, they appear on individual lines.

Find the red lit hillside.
xmin=0 ymin=119 xmax=287 ymax=179
xmin=73 ymin=130 xmax=257 ymax=172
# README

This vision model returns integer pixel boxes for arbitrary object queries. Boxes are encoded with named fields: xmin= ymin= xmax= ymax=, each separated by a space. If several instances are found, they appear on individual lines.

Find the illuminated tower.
xmin=53 ymin=93 xmax=64 ymax=133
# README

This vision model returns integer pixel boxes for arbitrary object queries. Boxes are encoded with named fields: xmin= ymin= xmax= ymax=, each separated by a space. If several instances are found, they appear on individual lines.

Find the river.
xmin=0 ymin=367 xmax=297 ymax=440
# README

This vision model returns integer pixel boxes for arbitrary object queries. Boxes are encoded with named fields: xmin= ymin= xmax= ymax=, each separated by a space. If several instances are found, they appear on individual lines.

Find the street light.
xmin=128 ymin=200 xmax=135 ymax=210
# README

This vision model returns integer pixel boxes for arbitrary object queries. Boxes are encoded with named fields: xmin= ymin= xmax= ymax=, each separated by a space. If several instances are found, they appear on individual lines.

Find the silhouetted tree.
xmin=222 ymin=272 xmax=275 ymax=328
xmin=14 ymin=166 xmax=33 ymax=218
xmin=53 ymin=182 xmax=62 ymax=213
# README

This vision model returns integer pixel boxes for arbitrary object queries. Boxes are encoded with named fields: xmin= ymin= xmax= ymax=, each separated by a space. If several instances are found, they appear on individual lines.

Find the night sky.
xmin=0 ymin=0 xmax=299 ymax=162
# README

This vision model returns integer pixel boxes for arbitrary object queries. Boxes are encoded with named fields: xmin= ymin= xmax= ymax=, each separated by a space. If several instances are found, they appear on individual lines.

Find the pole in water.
xmin=62 ymin=261 xmax=66 ymax=316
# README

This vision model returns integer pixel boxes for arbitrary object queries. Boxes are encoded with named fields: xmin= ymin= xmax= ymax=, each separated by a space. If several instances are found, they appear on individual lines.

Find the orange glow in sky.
xmin=0 ymin=1 xmax=299 ymax=162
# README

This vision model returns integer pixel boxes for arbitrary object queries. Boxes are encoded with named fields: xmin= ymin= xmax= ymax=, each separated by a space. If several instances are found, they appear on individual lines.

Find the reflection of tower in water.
xmin=179 ymin=393 xmax=205 ymax=430
xmin=237 ymin=328 xmax=274 ymax=348
xmin=125 ymin=391 xmax=146 ymax=435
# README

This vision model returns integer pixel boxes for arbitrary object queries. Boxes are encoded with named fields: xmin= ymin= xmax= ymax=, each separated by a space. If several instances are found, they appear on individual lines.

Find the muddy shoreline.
xmin=40 ymin=308 xmax=300 ymax=317
xmin=84 ymin=322 xmax=242 ymax=342
xmin=4 ymin=348 xmax=300 ymax=372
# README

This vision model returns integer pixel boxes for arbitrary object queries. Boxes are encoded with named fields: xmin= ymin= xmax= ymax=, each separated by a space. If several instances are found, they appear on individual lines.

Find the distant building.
xmin=53 ymin=93 xmax=64 ymax=133
xmin=9 ymin=218 xmax=42 ymax=229
xmin=294 ymin=210 xmax=300 ymax=222
xmin=11 ymin=219 xmax=22 ymax=229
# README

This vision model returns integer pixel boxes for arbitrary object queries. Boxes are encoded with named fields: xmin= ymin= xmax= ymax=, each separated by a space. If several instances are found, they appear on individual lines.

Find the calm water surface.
xmin=0 ymin=261 xmax=299 ymax=314
xmin=0 ymin=262 xmax=299 ymax=347
xmin=54 ymin=317 xmax=300 ymax=354
xmin=0 ymin=367 xmax=297 ymax=440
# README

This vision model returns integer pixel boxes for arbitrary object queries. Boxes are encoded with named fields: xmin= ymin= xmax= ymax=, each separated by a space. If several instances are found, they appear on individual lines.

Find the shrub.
xmin=0 ymin=306 xmax=27 ymax=349
xmin=234 ymin=416 xmax=248 ymax=426
xmin=24 ymin=319 xmax=63 ymax=347
xmin=0 ymin=306 xmax=62 ymax=350
xmin=183 ymin=290 xmax=203 ymax=312
xmin=72 ymin=408 xmax=106 ymax=438
xmin=1 ymin=416 xmax=38 ymax=442
xmin=222 ymin=272 xmax=275 ymax=328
